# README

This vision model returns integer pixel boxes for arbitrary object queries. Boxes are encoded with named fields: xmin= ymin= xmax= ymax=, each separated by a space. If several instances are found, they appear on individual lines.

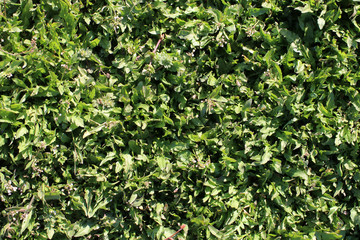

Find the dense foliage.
xmin=1 ymin=0 xmax=360 ymax=239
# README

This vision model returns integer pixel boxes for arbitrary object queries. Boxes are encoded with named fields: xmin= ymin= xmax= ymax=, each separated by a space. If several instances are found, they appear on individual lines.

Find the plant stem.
xmin=150 ymin=34 xmax=165 ymax=65
xmin=164 ymin=224 xmax=185 ymax=240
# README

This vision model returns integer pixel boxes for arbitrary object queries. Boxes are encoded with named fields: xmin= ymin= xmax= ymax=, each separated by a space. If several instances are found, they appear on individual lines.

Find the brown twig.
xmin=0 ymin=37 xmax=37 ymax=57
xmin=164 ymin=224 xmax=186 ymax=240
xmin=150 ymin=34 xmax=165 ymax=65
xmin=153 ymin=34 xmax=165 ymax=54
xmin=3 ymin=0 xmax=6 ymax=18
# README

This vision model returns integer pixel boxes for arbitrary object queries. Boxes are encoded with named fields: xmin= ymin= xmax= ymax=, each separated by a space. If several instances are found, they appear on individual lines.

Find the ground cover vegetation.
xmin=1 ymin=0 xmax=360 ymax=239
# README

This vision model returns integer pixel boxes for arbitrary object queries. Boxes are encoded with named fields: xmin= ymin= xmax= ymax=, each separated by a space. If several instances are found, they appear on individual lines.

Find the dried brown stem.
xmin=153 ymin=34 xmax=165 ymax=53
xmin=3 ymin=0 xmax=6 ymax=18
xmin=150 ymin=34 xmax=165 ymax=65
xmin=164 ymin=224 xmax=186 ymax=240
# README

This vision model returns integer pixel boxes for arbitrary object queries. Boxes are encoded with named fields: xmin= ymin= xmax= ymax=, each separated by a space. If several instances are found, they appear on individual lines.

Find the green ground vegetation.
xmin=1 ymin=0 xmax=360 ymax=239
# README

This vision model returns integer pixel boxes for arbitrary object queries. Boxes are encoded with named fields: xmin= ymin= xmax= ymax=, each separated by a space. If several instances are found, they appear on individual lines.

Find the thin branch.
xmin=150 ymin=34 xmax=165 ymax=65
xmin=3 ymin=0 xmax=6 ymax=18
xmin=164 ymin=224 xmax=186 ymax=240
xmin=153 ymin=34 xmax=165 ymax=54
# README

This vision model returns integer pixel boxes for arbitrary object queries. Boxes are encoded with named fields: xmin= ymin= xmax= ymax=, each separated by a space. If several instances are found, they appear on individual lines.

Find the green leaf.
xmin=122 ymin=154 xmax=133 ymax=174
xmin=208 ymin=225 xmax=223 ymax=238
xmin=317 ymin=18 xmax=325 ymax=30
xmin=74 ymin=222 xmax=94 ymax=238
xmin=249 ymin=8 xmax=269 ymax=17
xmin=209 ymin=85 xmax=222 ymax=99
xmin=47 ymin=227 xmax=55 ymax=239
xmin=90 ymin=197 xmax=110 ymax=218
xmin=292 ymin=170 xmax=309 ymax=184
xmin=318 ymin=103 xmax=332 ymax=117
xmin=351 ymin=208 xmax=360 ymax=226
xmin=260 ymin=147 xmax=272 ymax=165
xmin=328 ymin=206 xmax=339 ymax=223
xmin=15 ymin=126 xmax=28 ymax=139
xmin=83 ymin=125 xmax=104 ymax=138
xmin=0 ymin=136 xmax=5 ymax=147
xmin=295 ymin=4 xmax=313 ymax=13
xmin=163 ymin=115 xmax=174 ymax=126
xmin=272 ymin=62 xmax=283 ymax=81
xmin=243 ymin=99 xmax=252 ymax=111
xmin=20 ymin=0 xmax=33 ymax=27
xmin=280 ymin=29 xmax=300 ymax=43
xmin=20 ymin=209 xmax=33 ymax=234
xmin=45 ymin=191 xmax=61 ymax=201
xmin=12 ymin=78 xmax=28 ymax=88
xmin=129 ymin=140 xmax=141 ymax=154
xmin=90 ymin=38 xmax=100 ymax=48
xmin=157 ymin=156 xmax=167 ymax=170
xmin=71 ymin=116 xmax=85 ymax=128
xmin=100 ymin=152 xmax=116 ymax=166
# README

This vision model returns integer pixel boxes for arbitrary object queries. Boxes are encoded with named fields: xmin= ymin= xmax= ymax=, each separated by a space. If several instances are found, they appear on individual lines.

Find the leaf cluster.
xmin=1 ymin=0 xmax=360 ymax=239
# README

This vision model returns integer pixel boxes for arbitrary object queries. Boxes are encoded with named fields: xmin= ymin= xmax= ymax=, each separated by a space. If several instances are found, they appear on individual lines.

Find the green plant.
xmin=1 ymin=0 xmax=360 ymax=239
